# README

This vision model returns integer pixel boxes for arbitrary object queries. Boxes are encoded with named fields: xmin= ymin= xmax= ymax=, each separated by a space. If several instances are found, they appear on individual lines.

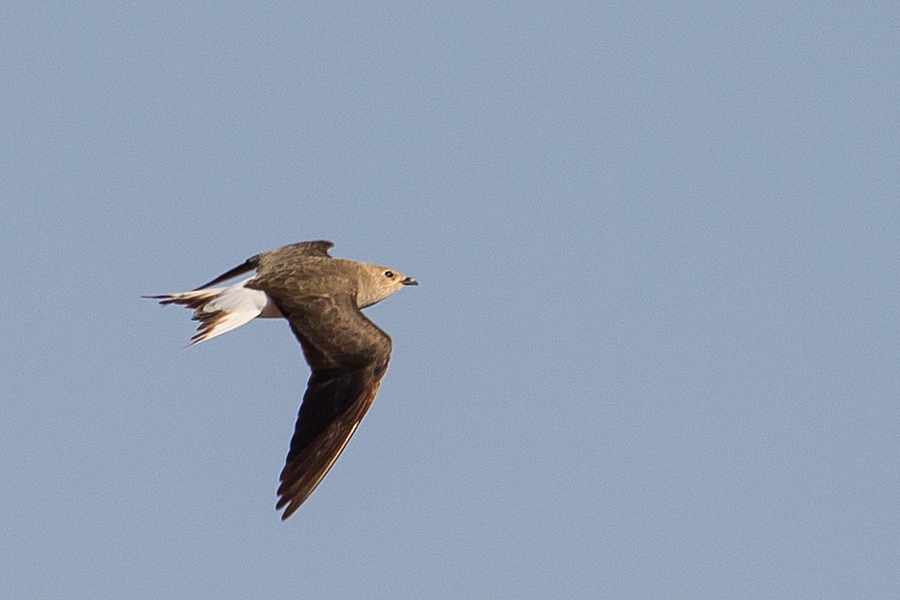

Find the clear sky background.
xmin=2 ymin=2 xmax=898 ymax=599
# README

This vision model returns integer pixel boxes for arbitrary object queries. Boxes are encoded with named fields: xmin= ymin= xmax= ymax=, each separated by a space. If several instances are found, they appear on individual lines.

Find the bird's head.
xmin=356 ymin=263 xmax=417 ymax=308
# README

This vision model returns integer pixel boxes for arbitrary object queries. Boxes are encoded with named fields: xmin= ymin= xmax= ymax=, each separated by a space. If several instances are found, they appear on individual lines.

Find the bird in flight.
xmin=145 ymin=241 xmax=417 ymax=519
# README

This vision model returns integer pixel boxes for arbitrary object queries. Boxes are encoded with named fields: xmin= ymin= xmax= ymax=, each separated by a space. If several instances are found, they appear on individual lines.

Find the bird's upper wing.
xmin=193 ymin=240 xmax=334 ymax=290
xmin=270 ymin=292 xmax=392 ymax=520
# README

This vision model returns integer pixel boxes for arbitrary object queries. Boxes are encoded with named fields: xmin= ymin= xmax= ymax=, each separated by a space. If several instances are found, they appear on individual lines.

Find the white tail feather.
xmin=147 ymin=279 xmax=281 ymax=346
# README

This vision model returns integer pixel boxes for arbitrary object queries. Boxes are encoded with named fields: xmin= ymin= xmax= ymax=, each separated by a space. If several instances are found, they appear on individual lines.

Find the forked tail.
xmin=144 ymin=280 xmax=276 ymax=346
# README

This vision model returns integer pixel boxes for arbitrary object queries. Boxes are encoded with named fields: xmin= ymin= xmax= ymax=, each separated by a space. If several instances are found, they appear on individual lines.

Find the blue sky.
xmin=2 ymin=2 xmax=899 ymax=598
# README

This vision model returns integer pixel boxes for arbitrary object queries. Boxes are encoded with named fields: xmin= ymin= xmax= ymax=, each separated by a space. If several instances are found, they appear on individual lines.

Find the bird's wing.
xmin=272 ymin=293 xmax=392 ymax=519
xmin=194 ymin=240 xmax=334 ymax=290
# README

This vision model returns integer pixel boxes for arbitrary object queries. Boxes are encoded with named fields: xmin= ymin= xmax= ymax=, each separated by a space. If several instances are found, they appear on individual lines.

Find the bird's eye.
xmin=384 ymin=271 xmax=394 ymax=279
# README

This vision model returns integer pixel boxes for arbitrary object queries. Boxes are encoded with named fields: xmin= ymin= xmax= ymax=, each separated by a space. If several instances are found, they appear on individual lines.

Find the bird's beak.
xmin=402 ymin=277 xmax=418 ymax=286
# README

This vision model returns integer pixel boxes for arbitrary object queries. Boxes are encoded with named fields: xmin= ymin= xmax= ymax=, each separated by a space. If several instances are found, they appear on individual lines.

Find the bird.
xmin=144 ymin=240 xmax=417 ymax=519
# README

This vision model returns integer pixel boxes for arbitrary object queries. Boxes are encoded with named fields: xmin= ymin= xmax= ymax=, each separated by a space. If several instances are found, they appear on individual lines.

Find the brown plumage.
xmin=145 ymin=241 xmax=417 ymax=519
